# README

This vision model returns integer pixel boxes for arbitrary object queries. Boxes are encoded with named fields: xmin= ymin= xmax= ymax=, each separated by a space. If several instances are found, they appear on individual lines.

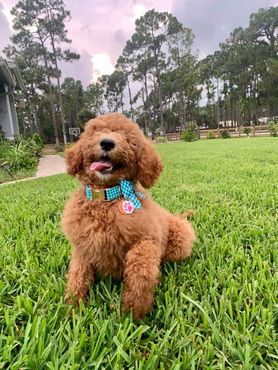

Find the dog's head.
xmin=65 ymin=113 xmax=163 ymax=188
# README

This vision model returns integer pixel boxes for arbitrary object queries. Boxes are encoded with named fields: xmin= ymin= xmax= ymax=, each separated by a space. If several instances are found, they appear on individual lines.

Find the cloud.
xmin=59 ymin=49 xmax=93 ymax=88
xmin=1 ymin=0 xmax=175 ymax=85
xmin=173 ymin=0 xmax=277 ymax=55
xmin=62 ymin=0 xmax=174 ymax=82
xmin=0 ymin=1 xmax=11 ymax=57
xmin=3 ymin=0 xmax=275 ymax=89
xmin=91 ymin=53 xmax=115 ymax=82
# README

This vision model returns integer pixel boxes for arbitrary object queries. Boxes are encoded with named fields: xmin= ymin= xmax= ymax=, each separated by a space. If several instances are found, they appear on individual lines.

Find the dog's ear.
xmin=65 ymin=141 xmax=83 ymax=176
xmin=137 ymin=138 xmax=163 ymax=188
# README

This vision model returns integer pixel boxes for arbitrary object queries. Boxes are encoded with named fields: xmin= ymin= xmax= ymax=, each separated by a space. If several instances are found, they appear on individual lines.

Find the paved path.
xmin=36 ymin=155 xmax=66 ymax=178
xmin=0 ymin=155 xmax=67 ymax=187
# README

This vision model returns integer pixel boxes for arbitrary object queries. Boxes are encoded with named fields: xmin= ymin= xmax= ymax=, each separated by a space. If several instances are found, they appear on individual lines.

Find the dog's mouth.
xmin=90 ymin=156 xmax=122 ymax=174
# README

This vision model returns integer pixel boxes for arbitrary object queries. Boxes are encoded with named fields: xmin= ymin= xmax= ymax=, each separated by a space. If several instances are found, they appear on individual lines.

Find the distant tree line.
xmin=4 ymin=3 xmax=278 ymax=143
xmin=4 ymin=0 xmax=80 ymax=146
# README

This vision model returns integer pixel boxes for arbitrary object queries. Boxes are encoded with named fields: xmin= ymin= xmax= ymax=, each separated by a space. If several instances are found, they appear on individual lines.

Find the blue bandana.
xmin=85 ymin=180 xmax=144 ymax=209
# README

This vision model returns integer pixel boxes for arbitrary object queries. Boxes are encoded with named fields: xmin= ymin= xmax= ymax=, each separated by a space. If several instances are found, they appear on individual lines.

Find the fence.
xmin=165 ymin=125 xmax=271 ymax=141
xmin=165 ymin=132 xmax=181 ymax=141
xmin=199 ymin=125 xmax=270 ymax=139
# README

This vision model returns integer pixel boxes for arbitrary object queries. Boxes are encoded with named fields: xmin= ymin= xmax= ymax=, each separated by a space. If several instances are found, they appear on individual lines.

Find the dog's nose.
xmin=100 ymin=138 xmax=115 ymax=151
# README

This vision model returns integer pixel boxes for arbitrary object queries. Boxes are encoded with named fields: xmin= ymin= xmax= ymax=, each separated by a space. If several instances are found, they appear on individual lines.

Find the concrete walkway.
xmin=0 ymin=155 xmax=67 ymax=186
xmin=36 ymin=155 xmax=66 ymax=178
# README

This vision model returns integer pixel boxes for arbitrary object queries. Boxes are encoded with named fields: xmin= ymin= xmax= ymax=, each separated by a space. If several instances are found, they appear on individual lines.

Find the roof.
xmin=0 ymin=58 xmax=25 ymax=91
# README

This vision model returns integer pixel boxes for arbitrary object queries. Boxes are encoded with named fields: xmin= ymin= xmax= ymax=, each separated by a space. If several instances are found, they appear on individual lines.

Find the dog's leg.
xmin=65 ymin=250 xmax=94 ymax=304
xmin=122 ymin=241 xmax=161 ymax=320
xmin=162 ymin=216 xmax=196 ymax=263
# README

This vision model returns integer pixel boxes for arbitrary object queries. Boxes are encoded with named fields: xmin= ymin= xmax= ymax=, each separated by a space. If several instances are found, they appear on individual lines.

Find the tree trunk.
xmin=155 ymin=72 xmax=165 ymax=134
xmin=154 ymin=50 xmax=165 ymax=135
xmin=127 ymin=78 xmax=133 ymax=119
xmin=25 ymin=97 xmax=34 ymax=135
xmin=48 ymin=82 xmax=60 ymax=148
xmin=56 ymin=75 xmax=67 ymax=144
xmin=157 ymin=81 xmax=164 ymax=134
xmin=38 ymin=36 xmax=60 ymax=147
xmin=143 ymin=73 xmax=151 ymax=133
xmin=178 ymin=89 xmax=186 ymax=127
xmin=141 ymin=88 xmax=148 ymax=135
xmin=50 ymin=33 xmax=67 ymax=145
xmin=216 ymin=78 xmax=220 ymax=130
xmin=120 ymin=92 xmax=124 ymax=113
xmin=34 ymin=105 xmax=43 ymax=137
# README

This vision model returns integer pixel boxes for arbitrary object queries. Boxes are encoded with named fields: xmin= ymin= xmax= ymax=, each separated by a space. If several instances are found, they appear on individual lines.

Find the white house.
xmin=0 ymin=58 xmax=24 ymax=139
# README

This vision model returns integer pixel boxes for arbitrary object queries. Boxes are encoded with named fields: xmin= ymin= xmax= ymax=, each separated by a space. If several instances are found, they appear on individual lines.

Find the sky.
xmin=0 ymin=0 xmax=277 ymax=88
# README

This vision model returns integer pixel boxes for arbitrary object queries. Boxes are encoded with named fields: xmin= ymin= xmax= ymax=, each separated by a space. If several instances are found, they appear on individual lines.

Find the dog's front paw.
xmin=122 ymin=289 xmax=153 ymax=320
xmin=65 ymin=288 xmax=88 ymax=306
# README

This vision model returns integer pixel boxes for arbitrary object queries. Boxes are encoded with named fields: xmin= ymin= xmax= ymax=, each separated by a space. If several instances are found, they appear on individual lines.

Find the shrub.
xmin=156 ymin=136 xmax=168 ymax=143
xmin=0 ymin=141 xmax=10 ymax=160
xmin=0 ymin=135 xmax=43 ymax=172
xmin=6 ymin=141 xmax=37 ymax=171
xmin=244 ymin=127 xmax=252 ymax=136
xmin=221 ymin=130 xmax=231 ymax=139
xmin=0 ymin=126 xmax=5 ymax=141
xmin=32 ymin=133 xmax=44 ymax=149
xmin=268 ymin=121 xmax=278 ymax=137
xmin=207 ymin=131 xmax=216 ymax=139
xmin=181 ymin=128 xmax=198 ymax=142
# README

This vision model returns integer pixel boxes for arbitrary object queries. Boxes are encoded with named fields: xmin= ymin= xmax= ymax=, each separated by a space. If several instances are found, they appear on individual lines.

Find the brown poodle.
xmin=62 ymin=113 xmax=196 ymax=319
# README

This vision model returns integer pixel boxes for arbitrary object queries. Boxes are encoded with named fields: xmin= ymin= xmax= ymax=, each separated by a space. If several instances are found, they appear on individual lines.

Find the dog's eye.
xmin=129 ymin=141 xmax=137 ymax=148
xmin=125 ymin=136 xmax=137 ymax=148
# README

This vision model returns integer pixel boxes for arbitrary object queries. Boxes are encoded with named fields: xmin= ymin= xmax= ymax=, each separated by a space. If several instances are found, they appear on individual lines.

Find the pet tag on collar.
xmin=119 ymin=199 xmax=134 ymax=215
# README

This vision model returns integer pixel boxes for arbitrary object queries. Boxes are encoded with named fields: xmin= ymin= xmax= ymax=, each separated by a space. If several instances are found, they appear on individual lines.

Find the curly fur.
xmin=62 ymin=113 xmax=196 ymax=319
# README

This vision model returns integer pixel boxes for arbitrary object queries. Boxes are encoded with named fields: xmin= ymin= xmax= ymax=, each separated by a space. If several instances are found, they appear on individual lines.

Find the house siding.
xmin=0 ymin=94 xmax=13 ymax=139
xmin=0 ymin=59 xmax=23 ymax=139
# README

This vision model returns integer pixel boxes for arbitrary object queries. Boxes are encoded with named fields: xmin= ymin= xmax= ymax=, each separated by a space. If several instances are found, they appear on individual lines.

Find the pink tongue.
xmin=90 ymin=161 xmax=112 ymax=172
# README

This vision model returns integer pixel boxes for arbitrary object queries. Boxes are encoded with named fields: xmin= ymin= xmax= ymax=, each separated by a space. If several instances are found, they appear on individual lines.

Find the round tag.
xmin=119 ymin=200 xmax=134 ymax=215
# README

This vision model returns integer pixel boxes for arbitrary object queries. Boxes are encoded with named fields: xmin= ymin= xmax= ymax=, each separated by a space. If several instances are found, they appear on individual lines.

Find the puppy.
xmin=62 ymin=113 xmax=195 ymax=319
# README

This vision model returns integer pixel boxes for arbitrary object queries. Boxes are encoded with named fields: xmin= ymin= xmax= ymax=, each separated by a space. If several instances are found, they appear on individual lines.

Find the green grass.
xmin=0 ymin=167 xmax=36 ymax=184
xmin=0 ymin=137 xmax=277 ymax=369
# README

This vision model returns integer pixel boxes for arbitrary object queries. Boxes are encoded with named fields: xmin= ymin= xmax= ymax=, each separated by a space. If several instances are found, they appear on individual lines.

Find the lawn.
xmin=0 ymin=137 xmax=277 ymax=369
xmin=0 ymin=167 xmax=36 ymax=184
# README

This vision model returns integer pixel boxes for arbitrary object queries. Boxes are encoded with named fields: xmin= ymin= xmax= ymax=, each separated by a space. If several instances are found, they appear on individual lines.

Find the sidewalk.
xmin=0 ymin=155 xmax=67 ymax=186
xmin=36 ymin=155 xmax=66 ymax=178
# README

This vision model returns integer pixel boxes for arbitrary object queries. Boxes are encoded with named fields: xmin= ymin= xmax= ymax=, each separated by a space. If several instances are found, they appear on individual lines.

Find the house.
xmin=0 ymin=58 xmax=24 ymax=139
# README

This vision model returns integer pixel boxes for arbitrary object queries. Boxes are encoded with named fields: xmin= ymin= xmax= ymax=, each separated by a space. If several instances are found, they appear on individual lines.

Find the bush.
xmin=181 ymin=128 xmax=198 ymax=142
xmin=220 ymin=130 xmax=231 ymax=139
xmin=207 ymin=131 xmax=216 ymax=139
xmin=244 ymin=127 xmax=252 ymax=136
xmin=0 ymin=126 xmax=5 ymax=141
xmin=0 ymin=141 xmax=10 ymax=161
xmin=32 ymin=133 xmax=44 ymax=149
xmin=268 ymin=121 xmax=278 ymax=137
xmin=0 ymin=135 xmax=43 ymax=172
xmin=156 ymin=136 xmax=168 ymax=143
xmin=6 ymin=141 xmax=37 ymax=171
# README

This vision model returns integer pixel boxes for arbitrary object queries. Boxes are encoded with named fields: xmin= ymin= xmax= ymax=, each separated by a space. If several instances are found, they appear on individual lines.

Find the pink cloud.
xmin=1 ymin=0 xmax=175 ymax=86
xmin=62 ymin=0 xmax=175 ymax=82
xmin=66 ymin=0 xmax=174 ymax=61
